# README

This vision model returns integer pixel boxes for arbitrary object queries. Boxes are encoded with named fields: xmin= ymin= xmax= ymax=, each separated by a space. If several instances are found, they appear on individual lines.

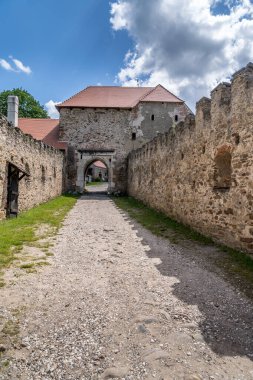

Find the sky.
xmin=0 ymin=0 xmax=253 ymax=117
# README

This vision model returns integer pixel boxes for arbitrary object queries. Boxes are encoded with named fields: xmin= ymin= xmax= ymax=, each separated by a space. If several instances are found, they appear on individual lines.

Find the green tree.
xmin=0 ymin=88 xmax=48 ymax=118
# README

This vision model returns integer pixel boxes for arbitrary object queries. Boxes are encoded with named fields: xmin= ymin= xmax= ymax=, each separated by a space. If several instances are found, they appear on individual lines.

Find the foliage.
xmin=0 ymin=88 xmax=48 ymax=118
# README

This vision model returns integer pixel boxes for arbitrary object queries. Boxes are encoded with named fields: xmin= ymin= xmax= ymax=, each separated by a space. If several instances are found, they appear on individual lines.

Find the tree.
xmin=0 ymin=88 xmax=48 ymax=118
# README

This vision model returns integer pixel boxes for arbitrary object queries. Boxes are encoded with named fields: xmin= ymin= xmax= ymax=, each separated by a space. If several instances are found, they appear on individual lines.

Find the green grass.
xmin=113 ymin=196 xmax=212 ymax=244
xmin=86 ymin=181 xmax=107 ymax=186
xmin=0 ymin=194 xmax=78 ymax=271
xmin=113 ymin=196 xmax=253 ymax=295
xmin=19 ymin=263 xmax=34 ymax=269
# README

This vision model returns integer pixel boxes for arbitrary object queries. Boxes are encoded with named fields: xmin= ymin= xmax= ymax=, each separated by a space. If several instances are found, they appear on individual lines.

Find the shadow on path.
xmin=123 ymin=214 xmax=253 ymax=361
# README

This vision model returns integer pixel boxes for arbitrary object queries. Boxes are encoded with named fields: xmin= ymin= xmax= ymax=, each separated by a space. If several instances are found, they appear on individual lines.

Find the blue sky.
xmin=1 ymin=0 xmax=253 ymax=115
xmin=0 ymin=0 xmax=132 ymax=110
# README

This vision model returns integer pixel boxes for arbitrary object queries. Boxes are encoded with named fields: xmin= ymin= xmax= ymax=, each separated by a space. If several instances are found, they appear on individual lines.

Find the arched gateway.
xmin=56 ymin=85 xmax=191 ymax=193
xmin=76 ymin=149 xmax=115 ymax=193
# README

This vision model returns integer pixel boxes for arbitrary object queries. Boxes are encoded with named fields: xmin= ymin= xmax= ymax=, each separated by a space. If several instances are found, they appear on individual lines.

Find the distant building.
xmin=86 ymin=160 xmax=108 ymax=182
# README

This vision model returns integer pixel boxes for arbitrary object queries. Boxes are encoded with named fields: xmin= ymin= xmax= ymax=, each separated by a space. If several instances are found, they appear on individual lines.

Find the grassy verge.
xmin=86 ymin=181 xmax=107 ymax=186
xmin=113 ymin=196 xmax=253 ymax=294
xmin=0 ymin=194 xmax=78 ymax=272
xmin=113 ymin=196 xmax=212 ymax=244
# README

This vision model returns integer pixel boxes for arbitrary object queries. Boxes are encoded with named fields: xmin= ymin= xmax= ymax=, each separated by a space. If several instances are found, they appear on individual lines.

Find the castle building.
xmin=1 ymin=63 xmax=253 ymax=253
xmin=19 ymin=85 xmax=191 ymax=193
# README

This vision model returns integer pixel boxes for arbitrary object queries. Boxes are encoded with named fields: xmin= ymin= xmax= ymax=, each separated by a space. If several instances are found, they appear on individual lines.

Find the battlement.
xmin=128 ymin=63 xmax=253 ymax=254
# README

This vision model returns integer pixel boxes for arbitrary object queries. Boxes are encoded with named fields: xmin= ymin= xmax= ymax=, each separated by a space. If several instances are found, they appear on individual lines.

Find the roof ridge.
xmin=87 ymin=85 xmax=154 ymax=89
xmin=138 ymin=85 xmax=158 ymax=103
xmin=58 ymin=85 xmax=156 ymax=108
xmin=155 ymin=84 xmax=184 ymax=102
xmin=131 ymin=86 xmax=156 ymax=107
xmin=18 ymin=118 xmax=59 ymax=121
xmin=58 ymin=87 xmax=87 ymax=107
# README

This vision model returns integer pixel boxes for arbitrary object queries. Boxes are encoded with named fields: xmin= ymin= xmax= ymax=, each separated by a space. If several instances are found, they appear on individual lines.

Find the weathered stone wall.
xmin=0 ymin=117 xmax=64 ymax=219
xmin=59 ymin=107 xmax=132 ymax=192
xmin=59 ymin=102 xmax=190 ymax=192
xmin=128 ymin=63 xmax=253 ymax=254
xmin=130 ymin=102 xmax=190 ymax=147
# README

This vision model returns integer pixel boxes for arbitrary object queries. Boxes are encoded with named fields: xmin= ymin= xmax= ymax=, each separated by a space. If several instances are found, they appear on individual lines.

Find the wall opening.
xmin=41 ymin=165 xmax=46 ymax=184
xmin=132 ymin=132 xmax=136 ymax=140
xmin=213 ymin=151 xmax=232 ymax=190
xmin=84 ymin=159 xmax=109 ymax=193
xmin=175 ymin=115 xmax=178 ymax=122
xmin=6 ymin=163 xmax=29 ymax=217
xmin=151 ymin=114 xmax=155 ymax=121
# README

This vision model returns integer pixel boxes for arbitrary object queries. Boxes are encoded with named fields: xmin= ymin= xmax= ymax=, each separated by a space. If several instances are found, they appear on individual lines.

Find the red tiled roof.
xmin=141 ymin=85 xmax=183 ymax=103
xmin=18 ymin=118 xmax=67 ymax=150
xmin=57 ymin=85 xmax=183 ymax=110
xmin=93 ymin=160 xmax=107 ymax=169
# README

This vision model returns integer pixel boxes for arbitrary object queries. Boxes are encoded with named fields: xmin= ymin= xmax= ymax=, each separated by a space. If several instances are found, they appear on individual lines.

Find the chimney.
xmin=7 ymin=95 xmax=19 ymax=127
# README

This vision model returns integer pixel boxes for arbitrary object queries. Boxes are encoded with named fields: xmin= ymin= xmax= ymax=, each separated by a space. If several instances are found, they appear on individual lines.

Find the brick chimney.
xmin=7 ymin=95 xmax=19 ymax=127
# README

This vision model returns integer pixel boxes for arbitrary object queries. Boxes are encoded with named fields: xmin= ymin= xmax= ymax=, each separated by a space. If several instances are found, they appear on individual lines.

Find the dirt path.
xmin=0 ymin=193 xmax=253 ymax=379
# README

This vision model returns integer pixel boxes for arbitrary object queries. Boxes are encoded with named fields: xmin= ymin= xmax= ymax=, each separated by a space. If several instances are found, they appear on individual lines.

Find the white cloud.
xmin=0 ymin=56 xmax=32 ymax=74
xmin=110 ymin=0 xmax=253 ymax=110
xmin=110 ymin=1 xmax=132 ymax=29
xmin=11 ymin=57 xmax=32 ymax=74
xmin=0 ymin=58 xmax=14 ymax=71
xmin=45 ymin=100 xmax=60 ymax=119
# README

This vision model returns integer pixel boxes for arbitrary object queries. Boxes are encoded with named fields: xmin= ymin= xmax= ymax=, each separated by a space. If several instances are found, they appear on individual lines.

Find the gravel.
xmin=0 ymin=191 xmax=253 ymax=379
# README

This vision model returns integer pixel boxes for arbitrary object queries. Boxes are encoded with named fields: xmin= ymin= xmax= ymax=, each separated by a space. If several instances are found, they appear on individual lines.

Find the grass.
xmin=86 ymin=181 xmax=107 ymax=186
xmin=19 ymin=263 xmax=34 ymax=269
xmin=0 ymin=194 xmax=78 ymax=272
xmin=2 ymin=320 xmax=19 ymax=337
xmin=113 ymin=196 xmax=212 ymax=244
xmin=113 ymin=196 xmax=253 ymax=295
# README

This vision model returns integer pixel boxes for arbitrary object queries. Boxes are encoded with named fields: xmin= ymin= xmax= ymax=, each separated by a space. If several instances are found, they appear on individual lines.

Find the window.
xmin=41 ymin=165 xmax=46 ymax=184
xmin=151 ymin=114 xmax=155 ymax=121
xmin=214 ymin=151 xmax=232 ymax=190
xmin=175 ymin=115 xmax=178 ymax=122
xmin=132 ymin=132 xmax=136 ymax=140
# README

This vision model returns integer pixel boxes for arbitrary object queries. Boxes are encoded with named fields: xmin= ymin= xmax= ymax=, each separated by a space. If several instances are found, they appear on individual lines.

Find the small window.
xmin=151 ymin=114 xmax=155 ymax=121
xmin=132 ymin=132 xmax=136 ymax=140
xmin=41 ymin=165 xmax=46 ymax=184
xmin=214 ymin=151 xmax=232 ymax=190
xmin=175 ymin=115 xmax=178 ymax=122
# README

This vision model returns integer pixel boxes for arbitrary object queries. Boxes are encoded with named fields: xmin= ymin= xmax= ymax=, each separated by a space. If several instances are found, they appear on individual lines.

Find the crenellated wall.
xmin=0 ymin=117 xmax=64 ymax=220
xmin=128 ymin=63 xmax=253 ymax=254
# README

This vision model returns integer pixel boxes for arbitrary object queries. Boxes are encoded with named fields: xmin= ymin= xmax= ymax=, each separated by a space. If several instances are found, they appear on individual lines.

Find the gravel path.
xmin=0 ymin=192 xmax=253 ymax=379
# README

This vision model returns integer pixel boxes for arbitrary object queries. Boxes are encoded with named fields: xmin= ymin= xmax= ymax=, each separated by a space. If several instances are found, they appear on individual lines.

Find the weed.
xmin=36 ymin=261 xmax=50 ymax=266
xmin=20 ymin=263 xmax=34 ymax=269
xmin=2 ymin=320 xmax=19 ymax=337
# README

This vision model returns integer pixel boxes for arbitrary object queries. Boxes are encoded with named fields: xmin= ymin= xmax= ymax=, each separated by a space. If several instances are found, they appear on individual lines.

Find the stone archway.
xmin=76 ymin=149 xmax=115 ymax=193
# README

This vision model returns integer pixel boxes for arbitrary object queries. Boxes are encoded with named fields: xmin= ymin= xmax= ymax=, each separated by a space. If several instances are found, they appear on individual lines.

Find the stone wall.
xmin=59 ymin=102 xmax=190 ymax=192
xmin=59 ymin=107 xmax=132 ymax=192
xmin=128 ymin=63 xmax=253 ymax=254
xmin=0 ymin=117 xmax=64 ymax=219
